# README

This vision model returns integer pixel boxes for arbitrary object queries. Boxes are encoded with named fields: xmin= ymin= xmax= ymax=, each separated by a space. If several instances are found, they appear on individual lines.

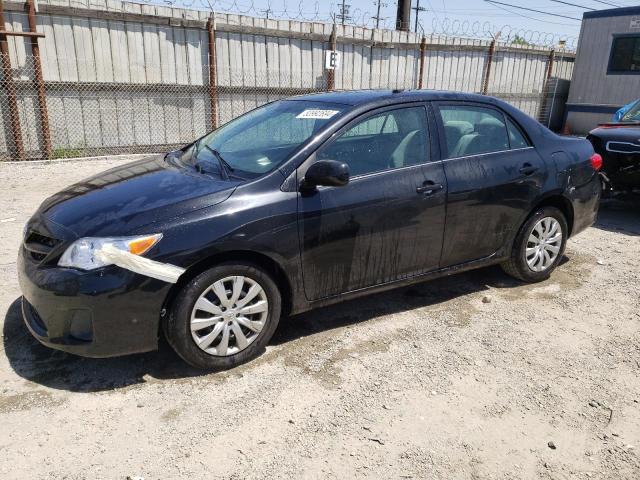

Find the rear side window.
xmin=438 ymin=105 xmax=509 ymax=158
xmin=317 ymin=106 xmax=429 ymax=177
xmin=506 ymin=118 xmax=529 ymax=149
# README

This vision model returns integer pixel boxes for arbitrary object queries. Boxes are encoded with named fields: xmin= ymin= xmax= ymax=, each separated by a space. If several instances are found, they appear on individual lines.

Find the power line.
xmin=590 ymin=0 xmax=623 ymax=7
xmin=548 ymin=0 xmax=595 ymax=10
xmin=487 ymin=2 xmax=583 ymax=25
xmin=483 ymin=0 xmax=582 ymax=20
xmin=426 ymin=0 xmax=441 ymax=24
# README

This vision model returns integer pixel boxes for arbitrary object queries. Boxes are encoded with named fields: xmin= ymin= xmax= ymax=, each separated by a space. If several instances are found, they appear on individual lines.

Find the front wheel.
xmin=164 ymin=262 xmax=282 ymax=370
xmin=501 ymin=206 xmax=568 ymax=282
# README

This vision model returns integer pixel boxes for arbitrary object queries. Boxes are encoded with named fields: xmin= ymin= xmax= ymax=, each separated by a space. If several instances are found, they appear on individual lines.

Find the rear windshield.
xmin=186 ymin=100 xmax=347 ymax=178
xmin=621 ymin=100 xmax=640 ymax=122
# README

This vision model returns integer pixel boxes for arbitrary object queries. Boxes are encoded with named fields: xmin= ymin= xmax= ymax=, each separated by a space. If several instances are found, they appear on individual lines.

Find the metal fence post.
xmin=0 ymin=0 xmax=24 ymax=160
xmin=481 ymin=37 xmax=497 ymax=95
xmin=26 ymin=0 xmax=51 ymax=158
xmin=207 ymin=17 xmax=218 ymax=130
xmin=327 ymin=24 xmax=336 ymax=91
xmin=537 ymin=49 xmax=555 ymax=124
xmin=417 ymin=36 xmax=427 ymax=89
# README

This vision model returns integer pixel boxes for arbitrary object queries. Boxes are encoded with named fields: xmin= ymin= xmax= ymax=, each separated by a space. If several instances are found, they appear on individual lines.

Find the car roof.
xmin=289 ymin=89 xmax=491 ymax=106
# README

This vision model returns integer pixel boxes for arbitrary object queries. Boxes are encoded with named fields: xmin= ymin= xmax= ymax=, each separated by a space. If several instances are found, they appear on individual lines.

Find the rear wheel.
xmin=501 ymin=206 xmax=568 ymax=282
xmin=164 ymin=262 xmax=281 ymax=370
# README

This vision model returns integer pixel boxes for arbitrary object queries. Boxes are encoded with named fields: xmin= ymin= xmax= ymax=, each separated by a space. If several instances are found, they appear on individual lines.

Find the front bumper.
xmin=17 ymin=246 xmax=172 ymax=358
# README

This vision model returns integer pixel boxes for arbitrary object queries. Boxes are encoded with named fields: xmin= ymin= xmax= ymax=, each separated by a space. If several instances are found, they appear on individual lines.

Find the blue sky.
xmin=171 ymin=0 xmax=640 ymax=42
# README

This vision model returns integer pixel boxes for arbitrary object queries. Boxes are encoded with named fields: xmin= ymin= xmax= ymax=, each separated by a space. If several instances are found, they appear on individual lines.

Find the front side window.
xmin=317 ymin=106 xmax=429 ymax=177
xmin=438 ymin=105 xmax=509 ymax=158
xmin=189 ymin=100 xmax=347 ymax=178
xmin=609 ymin=35 xmax=640 ymax=73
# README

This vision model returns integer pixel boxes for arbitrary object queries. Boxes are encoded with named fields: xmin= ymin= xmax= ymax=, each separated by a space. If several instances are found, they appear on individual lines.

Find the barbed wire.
xmin=128 ymin=0 xmax=577 ymax=49
xmin=428 ymin=19 xmax=577 ymax=49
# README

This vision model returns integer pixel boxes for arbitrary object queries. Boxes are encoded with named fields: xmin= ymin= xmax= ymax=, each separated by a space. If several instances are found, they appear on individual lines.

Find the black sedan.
xmin=587 ymin=102 xmax=640 ymax=193
xmin=18 ymin=90 xmax=602 ymax=369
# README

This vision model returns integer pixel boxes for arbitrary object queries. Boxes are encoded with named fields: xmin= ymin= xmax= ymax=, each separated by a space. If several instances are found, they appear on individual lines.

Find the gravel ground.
xmin=0 ymin=157 xmax=639 ymax=480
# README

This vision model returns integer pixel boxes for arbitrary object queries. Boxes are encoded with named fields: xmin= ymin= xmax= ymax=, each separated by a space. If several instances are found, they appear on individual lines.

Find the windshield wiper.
xmin=195 ymin=141 xmax=229 ymax=180
xmin=194 ymin=139 xmax=244 ymax=180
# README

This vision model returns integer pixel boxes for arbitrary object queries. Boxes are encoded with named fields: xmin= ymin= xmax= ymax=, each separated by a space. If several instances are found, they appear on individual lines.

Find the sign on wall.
xmin=630 ymin=17 xmax=640 ymax=29
xmin=325 ymin=51 xmax=341 ymax=70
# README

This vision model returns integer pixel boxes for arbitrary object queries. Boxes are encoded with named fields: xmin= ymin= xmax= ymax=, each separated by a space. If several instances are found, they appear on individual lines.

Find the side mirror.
xmin=303 ymin=160 xmax=350 ymax=189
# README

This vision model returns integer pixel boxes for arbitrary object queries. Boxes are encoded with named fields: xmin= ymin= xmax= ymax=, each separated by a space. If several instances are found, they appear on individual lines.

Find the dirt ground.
xmin=0 ymin=157 xmax=639 ymax=480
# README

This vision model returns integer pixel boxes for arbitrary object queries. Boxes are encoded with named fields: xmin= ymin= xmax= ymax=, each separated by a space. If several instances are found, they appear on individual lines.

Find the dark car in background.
xmin=18 ymin=90 xmax=602 ymax=370
xmin=588 ymin=100 xmax=640 ymax=194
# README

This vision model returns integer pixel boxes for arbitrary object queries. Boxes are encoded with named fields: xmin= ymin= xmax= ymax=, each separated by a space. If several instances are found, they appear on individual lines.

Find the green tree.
xmin=512 ymin=35 xmax=530 ymax=46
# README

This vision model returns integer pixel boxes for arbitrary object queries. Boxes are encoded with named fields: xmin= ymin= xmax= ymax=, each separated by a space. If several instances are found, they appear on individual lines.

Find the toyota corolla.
xmin=18 ymin=90 xmax=601 ymax=369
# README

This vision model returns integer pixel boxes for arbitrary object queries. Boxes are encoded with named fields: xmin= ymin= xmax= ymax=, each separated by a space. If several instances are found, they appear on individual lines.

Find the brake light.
xmin=590 ymin=153 xmax=603 ymax=171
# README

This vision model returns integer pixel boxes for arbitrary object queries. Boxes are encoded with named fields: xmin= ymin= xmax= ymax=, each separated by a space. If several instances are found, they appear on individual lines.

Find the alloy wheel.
xmin=190 ymin=276 xmax=268 ymax=356
xmin=525 ymin=217 xmax=562 ymax=272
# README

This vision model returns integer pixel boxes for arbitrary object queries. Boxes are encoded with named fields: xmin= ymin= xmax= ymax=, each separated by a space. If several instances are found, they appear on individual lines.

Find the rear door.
xmin=434 ymin=102 xmax=546 ymax=267
xmin=297 ymin=104 xmax=447 ymax=300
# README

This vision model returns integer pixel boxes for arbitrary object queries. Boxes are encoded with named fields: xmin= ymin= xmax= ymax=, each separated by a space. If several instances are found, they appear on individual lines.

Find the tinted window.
xmin=506 ymin=118 xmax=529 ymax=149
xmin=609 ymin=35 xmax=640 ymax=73
xmin=317 ymin=107 xmax=429 ymax=176
xmin=439 ymin=105 xmax=509 ymax=158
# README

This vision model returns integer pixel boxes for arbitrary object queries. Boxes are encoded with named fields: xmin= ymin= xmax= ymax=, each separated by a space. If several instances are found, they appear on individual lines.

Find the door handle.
xmin=519 ymin=163 xmax=539 ymax=176
xmin=416 ymin=181 xmax=443 ymax=196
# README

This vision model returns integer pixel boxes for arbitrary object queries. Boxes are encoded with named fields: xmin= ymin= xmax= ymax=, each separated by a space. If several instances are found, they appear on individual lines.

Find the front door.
xmin=297 ymin=105 xmax=447 ymax=301
xmin=434 ymin=102 xmax=546 ymax=267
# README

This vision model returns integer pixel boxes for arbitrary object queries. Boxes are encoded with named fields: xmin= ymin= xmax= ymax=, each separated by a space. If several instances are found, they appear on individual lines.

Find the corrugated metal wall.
xmin=566 ymin=10 xmax=640 ymax=133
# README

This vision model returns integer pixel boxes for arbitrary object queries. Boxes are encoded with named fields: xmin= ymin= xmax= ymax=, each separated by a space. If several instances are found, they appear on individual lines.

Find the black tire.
xmin=164 ymin=262 xmax=282 ymax=370
xmin=501 ymin=206 xmax=568 ymax=283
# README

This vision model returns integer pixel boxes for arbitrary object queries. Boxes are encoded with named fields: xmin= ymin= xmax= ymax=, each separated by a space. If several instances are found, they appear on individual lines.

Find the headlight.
xmin=58 ymin=234 xmax=162 ymax=270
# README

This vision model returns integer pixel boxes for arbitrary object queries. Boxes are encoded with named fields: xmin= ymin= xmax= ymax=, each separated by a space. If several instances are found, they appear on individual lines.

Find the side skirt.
xmin=291 ymin=252 xmax=507 ymax=315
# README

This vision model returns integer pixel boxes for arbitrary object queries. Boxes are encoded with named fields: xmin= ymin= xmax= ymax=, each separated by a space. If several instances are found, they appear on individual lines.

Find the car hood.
xmin=35 ymin=155 xmax=239 ymax=238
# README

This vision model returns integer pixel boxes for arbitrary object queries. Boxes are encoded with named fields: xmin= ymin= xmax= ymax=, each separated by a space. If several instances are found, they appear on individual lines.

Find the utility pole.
xmin=337 ymin=1 xmax=352 ymax=25
xmin=372 ymin=0 xmax=386 ymax=29
xmin=412 ymin=0 xmax=426 ymax=33
xmin=327 ymin=24 xmax=337 ymax=91
xmin=396 ymin=0 xmax=410 ymax=31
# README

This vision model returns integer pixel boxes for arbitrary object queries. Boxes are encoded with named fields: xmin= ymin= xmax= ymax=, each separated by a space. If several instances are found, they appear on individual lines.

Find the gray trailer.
xmin=565 ymin=7 xmax=640 ymax=134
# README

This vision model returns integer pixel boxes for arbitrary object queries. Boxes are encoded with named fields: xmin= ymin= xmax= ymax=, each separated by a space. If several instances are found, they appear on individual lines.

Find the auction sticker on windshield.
xmin=296 ymin=109 xmax=340 ymax=119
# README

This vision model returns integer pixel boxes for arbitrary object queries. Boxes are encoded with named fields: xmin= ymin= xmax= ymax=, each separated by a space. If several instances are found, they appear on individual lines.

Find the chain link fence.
xmin=0 ymin=13 xmax=575 ymax=161
xmin=0 ymin=57 xmax=333 ymax=160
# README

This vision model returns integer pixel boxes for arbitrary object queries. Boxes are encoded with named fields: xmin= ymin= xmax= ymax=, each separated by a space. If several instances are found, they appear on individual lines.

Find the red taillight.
xmin=590 ymin=153 xmax=603 ymax=171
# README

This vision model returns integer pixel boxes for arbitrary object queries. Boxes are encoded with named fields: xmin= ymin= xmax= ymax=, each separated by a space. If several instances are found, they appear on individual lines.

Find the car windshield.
xmin=184 ymin=100 xmax=347 ymax=179
xmin=621 ymin=100 xmax=640 ymax=122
